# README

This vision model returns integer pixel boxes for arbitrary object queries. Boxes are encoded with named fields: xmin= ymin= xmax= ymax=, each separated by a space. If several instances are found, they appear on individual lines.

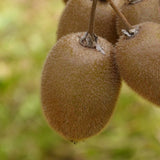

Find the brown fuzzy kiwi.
xmin=116 ymin=0 xmax=160 ymax=36
xmin=116 ymin=22 xmax=160 ymax=106
xmin=41 ymin=32 xmax=121 ymax=141
xmin=57 ymin=0 xmax=124 ymax=44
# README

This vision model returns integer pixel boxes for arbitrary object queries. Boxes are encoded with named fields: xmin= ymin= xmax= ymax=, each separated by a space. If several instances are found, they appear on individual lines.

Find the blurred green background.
xmin=0 ymin=0 xmax=160 ymax=160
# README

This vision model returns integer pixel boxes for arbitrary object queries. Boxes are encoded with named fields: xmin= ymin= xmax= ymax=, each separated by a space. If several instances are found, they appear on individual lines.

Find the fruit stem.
xmin=79 ymin=0 xmax=105 ymax=54
xmin=88 ymin=0 xmax=97 ymax=36
xmin=108 ymin=0 xmax=133 ymax=31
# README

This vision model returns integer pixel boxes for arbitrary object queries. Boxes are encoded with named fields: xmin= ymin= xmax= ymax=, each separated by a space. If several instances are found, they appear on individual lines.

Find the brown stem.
xmin=88 ymin=0 xmax=98 ymax=36
xmin=108 ymin=0 xmax=133 ymax=31
xmin=79 ymin=0 xmax=105 ymax=54
xmin=79 ymin=0 xmax=98 ymax=48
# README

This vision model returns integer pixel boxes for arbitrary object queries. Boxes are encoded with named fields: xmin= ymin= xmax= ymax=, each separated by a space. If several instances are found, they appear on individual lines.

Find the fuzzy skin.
xmin=41 ymin=32 xmax=121 ymax=141
xmin=116 ymin=22 xmax=160 ymax=106
xmin=117 ymin=0 xmax=160 ymax=36
xmin=57 ymin=0 xmax=124 ymax=44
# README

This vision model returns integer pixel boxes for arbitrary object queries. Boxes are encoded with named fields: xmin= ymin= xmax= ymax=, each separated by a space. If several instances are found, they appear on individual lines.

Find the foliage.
xmin=0 ymin=0 xmax=160 ymax=159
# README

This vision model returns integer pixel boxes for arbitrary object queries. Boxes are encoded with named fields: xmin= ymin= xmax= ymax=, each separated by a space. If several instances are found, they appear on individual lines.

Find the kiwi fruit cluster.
xmin=41 ymin=0 xmax=160 ymax=142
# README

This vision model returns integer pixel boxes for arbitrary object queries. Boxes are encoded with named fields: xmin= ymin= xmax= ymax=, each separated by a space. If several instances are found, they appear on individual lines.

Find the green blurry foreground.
xmin=0 ymin=1 xmax=160 ymax=159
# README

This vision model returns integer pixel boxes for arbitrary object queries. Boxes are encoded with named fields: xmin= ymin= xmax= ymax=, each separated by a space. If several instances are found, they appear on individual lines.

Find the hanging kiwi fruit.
xmin=41 ymin=0 xmax=121 ymax=142
xmin=108 ymin=0 xmax=160 ymax=106
xmin=116 ymin=0 xmax=160 ymax=36
xmin=57 ymin=0 xmax=124 ymax=44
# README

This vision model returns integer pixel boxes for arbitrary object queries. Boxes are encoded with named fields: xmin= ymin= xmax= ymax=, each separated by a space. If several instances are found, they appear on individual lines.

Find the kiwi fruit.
xmin=116 ymin=0 xmax=160 ymax=35
xmin=116 ymin=22 xmax=160 ymax=106
xmin=57 ymin=0 xmax=124 ymax=44
xmin=41 ymin=32 xmax=121 ymax=141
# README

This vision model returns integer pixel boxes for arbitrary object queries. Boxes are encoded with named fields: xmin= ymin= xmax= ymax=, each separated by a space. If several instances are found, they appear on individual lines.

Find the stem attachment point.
xmin=128 ymin=0 xmax=142 ymax=5
xmin=79 ymin=32 xmax=105 ymax=55
xmin=79 ymin=32 xmax=97 ymax=48
xmin=122 ymin=26 xmax=140 ymax=38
